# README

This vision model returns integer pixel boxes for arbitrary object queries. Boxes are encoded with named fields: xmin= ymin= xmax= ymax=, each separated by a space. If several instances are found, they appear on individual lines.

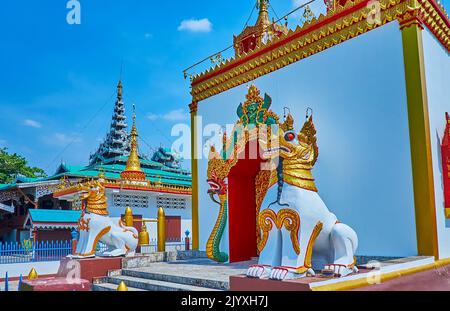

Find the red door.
xmin=227 ymin=143 xmax=263 ymax=262
xmin=165 ymin=216 xmax=181 ymax=242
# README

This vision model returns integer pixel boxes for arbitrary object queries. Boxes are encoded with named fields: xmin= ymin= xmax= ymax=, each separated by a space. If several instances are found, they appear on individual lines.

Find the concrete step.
xmin=107 ymin=275 xmax=221 ymax=291
xmin=92 ymin=282 xmax=146 ymax=291
xmin=121 ymin=269 xmax=228 ymax=290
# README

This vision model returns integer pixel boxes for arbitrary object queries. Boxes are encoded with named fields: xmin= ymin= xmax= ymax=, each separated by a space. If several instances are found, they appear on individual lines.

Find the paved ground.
xmin=0 ymin=280 xmax=20 ymax=291
xmin=354 ymin=264 xmax=450 ymax=291
xmin=126 ymin=258 xmax=256 ymax=283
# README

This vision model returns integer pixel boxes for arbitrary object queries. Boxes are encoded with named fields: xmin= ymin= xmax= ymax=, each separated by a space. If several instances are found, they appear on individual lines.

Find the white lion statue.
xmin=246 ymin=113 xmax=358 ymax=280
xmin=69 ymin=178 xmax=138 ymax=259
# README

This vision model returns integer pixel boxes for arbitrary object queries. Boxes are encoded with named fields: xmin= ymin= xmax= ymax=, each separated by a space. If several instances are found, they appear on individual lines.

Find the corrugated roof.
xmin=29 ymin=209 xmax=82 ymax=223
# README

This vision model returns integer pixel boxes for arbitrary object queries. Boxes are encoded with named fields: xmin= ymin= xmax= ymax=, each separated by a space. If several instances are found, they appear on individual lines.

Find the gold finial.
xmin=121 ymin=105 xmax=146 ymax=181
xmin=117 ymin=281 xmax=128 ymax=291
xmin=28 ymin=268 xmax=38 ymax=280
xmin=256 ymin=0 xmax=271 ymax=28
xmin=117 ymin=80 xmax=123 ymax=101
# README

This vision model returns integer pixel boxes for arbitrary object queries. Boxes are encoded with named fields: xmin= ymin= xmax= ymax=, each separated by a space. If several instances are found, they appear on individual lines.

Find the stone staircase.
xmin=93 ymin=268 xmax=225 ymax=291
xmin=92 ymin=257 xmax=253 ymax=291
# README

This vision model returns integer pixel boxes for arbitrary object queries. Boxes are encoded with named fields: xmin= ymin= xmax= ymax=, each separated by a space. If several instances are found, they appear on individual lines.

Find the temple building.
xmin=188 ymin=0 xmax=449 ymax=265
xmin=0 ymin=81 xmax=192 ymax=244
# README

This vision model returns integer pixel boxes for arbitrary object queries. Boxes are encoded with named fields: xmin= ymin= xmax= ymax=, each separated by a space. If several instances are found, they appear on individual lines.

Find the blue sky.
xmin=0 ymin=0 xmax=448 ymax=175
xmin=0 ymin=0 xmax=312 ymax=174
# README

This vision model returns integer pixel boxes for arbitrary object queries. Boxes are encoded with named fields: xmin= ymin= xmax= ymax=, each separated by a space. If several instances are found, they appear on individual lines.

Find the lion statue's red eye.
xmin=284 ymin=132 xmax=296 ymax=142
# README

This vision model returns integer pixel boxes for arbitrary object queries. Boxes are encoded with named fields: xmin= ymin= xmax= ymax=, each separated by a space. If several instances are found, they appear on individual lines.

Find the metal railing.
xmin=0 ymin=237 xmax=191 ymax=264
xmin=140 ymin=238 xmax=192 ymax=254
xmin=0 ymin=240 xmax=72 ymax=264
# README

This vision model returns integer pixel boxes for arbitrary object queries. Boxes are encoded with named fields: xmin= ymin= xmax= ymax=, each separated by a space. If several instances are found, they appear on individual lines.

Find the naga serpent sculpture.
xmin=205 ymin=191 xmax=229 ymax=263
xmin=205 ymin=145 xmax=237 ymax=263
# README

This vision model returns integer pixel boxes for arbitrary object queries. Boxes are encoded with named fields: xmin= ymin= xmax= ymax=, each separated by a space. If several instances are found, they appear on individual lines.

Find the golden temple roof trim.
xmin=53 ymin=177 xmax=192 ymax=198
xmin=190 ymin=0 xmax=449 ymax=103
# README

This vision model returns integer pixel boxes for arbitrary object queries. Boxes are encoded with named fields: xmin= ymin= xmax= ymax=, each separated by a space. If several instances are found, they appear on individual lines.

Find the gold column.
xmin=190 ymin=101 xmax=200 ymax=250
xmin=157 ymin=207 xmax=166 ymax=252
xmin=400 ymin=14 xmax=439 ymax=258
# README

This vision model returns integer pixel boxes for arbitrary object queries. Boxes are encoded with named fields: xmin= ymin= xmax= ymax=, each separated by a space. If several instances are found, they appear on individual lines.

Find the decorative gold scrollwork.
xmin=258 ymin=208 xmax=300 ymax=255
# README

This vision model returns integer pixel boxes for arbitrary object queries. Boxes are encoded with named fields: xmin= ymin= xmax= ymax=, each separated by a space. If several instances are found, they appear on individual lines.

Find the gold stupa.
xmin=120 ymin=106 xmax=146 ymax=181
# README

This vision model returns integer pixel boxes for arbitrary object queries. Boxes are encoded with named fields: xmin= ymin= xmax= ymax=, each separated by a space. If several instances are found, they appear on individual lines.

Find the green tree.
xmin=0 ymin=148 xmax=47 ymax=184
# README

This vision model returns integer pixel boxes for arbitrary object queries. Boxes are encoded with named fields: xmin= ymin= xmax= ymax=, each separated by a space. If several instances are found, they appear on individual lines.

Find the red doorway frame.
xmin=227 ymin=143 xmax=263 ymax=263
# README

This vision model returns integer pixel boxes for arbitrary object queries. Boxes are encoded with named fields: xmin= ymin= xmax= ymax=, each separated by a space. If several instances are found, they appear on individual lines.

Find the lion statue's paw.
xmin=322 ymin=264 xmax=358 ymax=278
xmin=101 ymin=249 xmax=127 ymax=257
xmin=246 ymin=264 xmax=271 ymax=279
xmin=268 ymin=267 xmax=315 ymax=280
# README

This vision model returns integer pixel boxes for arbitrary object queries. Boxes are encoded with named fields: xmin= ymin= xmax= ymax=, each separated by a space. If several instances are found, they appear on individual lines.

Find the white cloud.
xmin=49 ymin=133 xmax=82 ymax=146
xmin=147 ymin=109 xmax=190 ymax=122
xmin=163 ymin=109 xmax=190 ymax=121
xmin=144 ymin=33 xmax=153 ymax=39
xmin=147 ymin=113 xmax=159 ymax=121
xmin=177 ymin=18 xmax=212 ymax=33
xmin=24 ymin=119 xmax=42 ymax=128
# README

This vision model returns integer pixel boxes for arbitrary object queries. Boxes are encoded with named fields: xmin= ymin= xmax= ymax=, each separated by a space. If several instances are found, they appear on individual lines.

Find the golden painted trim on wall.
xmin=312 ymin=258 xmax=450 ymax=291
xmin=400 ymin=21 xmax=439 ymax=258
xmin=190 ymin=105 xmax=200 ymax=250
xmin=190 ymin=0 xmax=449 ymax=103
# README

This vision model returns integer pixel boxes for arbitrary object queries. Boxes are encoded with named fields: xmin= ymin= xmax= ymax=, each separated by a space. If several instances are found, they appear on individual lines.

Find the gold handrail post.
xmin=157 ymin=207 xmax=166 ymax=252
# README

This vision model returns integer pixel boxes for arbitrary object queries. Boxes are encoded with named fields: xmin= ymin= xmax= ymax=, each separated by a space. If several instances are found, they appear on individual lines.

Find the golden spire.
xmin=121 ymin=105 xmax=146 ymax=181
xmin=256 ymin=0 xmax=271 ymax=28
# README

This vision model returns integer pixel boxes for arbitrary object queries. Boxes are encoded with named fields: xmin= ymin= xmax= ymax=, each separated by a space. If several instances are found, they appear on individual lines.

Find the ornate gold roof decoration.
xmin=121 ymin=106 xmax=146 ymax=181
xmin=280 ymin=113 xmax=294 ymax=132
xmin=233 ymin=0 xmax=288 ymax=57
xmin=190 ymin=0 xmax=450 ymax=103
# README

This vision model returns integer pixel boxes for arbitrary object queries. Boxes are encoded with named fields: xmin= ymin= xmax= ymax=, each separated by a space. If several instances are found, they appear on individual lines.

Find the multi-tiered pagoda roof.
xmin=89 ymin=81 xmax=131 ymax=165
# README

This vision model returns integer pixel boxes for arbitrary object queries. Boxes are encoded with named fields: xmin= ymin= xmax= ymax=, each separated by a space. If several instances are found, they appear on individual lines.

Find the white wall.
xmin=0 ymin=261 xmax=60 ymax=279
xmin=423 ymin=28 xmax=450 ymax=259
xmin=106 ymin=190 xmax=192 ymax=242
xmin=196 ymin=22 xmax=418 ymax=257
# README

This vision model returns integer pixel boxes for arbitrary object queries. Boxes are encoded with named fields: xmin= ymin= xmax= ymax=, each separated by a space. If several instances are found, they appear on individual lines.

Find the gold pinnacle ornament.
xmin=117 ymin=281 xmax=128 ymax=291
xmin=28 ymin=268 xmax=38 ymax=280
